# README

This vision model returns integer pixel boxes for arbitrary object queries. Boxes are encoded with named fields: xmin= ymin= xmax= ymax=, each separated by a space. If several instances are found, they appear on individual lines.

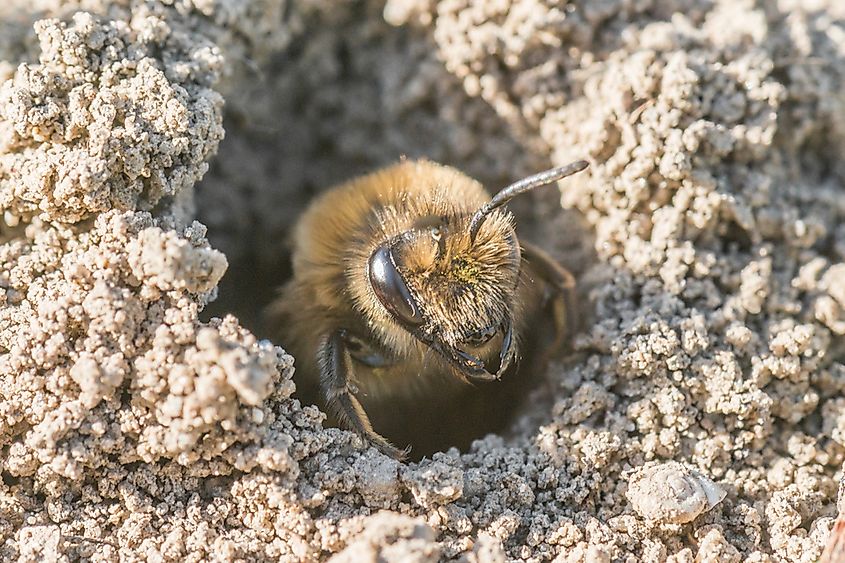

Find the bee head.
xmin=368 ymin=210 xmax=519 ymax=379
xmin=367 ymin=160 xmax=588 ymax=380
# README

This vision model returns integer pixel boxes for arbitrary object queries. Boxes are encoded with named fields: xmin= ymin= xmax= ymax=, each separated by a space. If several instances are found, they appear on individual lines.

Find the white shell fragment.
xmin=626 ymin=462 xmax=727 ymax=524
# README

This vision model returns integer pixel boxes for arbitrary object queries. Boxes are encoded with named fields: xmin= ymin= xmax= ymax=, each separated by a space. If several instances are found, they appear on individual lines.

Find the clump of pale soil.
xmin=1 ymin=0 xmax=844 ymax=561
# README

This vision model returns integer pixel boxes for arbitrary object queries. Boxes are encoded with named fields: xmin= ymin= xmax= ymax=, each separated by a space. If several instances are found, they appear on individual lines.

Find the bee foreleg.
xmin=318 ymin=330 xmax=408 ymax=460
xmin=496 ymin=316 xmax=516 ymax=378
xmin=521 ymin=241 xmax=578 ymax=356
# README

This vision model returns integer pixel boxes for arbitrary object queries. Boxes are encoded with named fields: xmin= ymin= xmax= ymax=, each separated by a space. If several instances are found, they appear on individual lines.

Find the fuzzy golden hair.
xmin=281 ymin=159 xmax=524 ymax=361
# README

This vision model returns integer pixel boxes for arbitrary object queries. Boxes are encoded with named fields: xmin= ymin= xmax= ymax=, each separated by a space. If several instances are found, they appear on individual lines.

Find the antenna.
xmin=468 ymin=160 xmax=589 ymax=243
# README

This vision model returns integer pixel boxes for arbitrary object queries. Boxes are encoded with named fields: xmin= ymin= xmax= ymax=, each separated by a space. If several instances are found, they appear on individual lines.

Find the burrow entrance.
xmin=196 ymin=18 xmax=596 ymax=459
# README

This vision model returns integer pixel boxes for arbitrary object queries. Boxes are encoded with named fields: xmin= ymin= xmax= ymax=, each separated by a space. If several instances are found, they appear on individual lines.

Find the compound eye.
xmin=368 ymin=244 xmax=424 ymax=327
xmin=465 ymin=324 xmax=497 ymax=347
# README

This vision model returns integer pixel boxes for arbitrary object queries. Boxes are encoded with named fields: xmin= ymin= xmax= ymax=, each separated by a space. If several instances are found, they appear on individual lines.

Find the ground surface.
xmin=1 ymin=1 xmax=844 ymax=561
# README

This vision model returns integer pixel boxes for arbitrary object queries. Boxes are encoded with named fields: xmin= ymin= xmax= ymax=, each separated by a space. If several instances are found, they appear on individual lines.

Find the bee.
xmin=267 ymin=159 xmax=589 ymax=458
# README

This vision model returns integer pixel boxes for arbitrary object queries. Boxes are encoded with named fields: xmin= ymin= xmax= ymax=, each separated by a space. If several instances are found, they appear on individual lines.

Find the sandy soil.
xmin=1 ymin=0 xmax=844 ymax=561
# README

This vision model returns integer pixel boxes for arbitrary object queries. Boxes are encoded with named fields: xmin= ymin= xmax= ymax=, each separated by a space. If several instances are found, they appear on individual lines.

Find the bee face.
xmin=367 ymin=209 xmax=521 ymax=379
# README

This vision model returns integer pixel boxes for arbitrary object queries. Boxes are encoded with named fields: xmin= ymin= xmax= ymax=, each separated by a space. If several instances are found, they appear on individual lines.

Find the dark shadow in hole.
xmin=200 ymin=250 xmax=290 ymax=337
xmin=1 ymin=469 xmax=19 ymax=487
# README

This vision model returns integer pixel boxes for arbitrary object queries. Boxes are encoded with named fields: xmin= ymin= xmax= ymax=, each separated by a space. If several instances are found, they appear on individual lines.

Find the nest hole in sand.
xmin=198 ymin=129 xmax=597 ymax=461
xmin=191 ymin=8 xmax=600 ymax=459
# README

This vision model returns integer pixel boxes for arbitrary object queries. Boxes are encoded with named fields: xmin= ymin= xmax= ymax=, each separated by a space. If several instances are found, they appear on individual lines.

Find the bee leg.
xmin=521 ymin=241 xmax=578 ymax=358
xmin=495 ymin=316 xmax=516 ymax=378
xmin=318 ymin=330 xmax=408 ymax=460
